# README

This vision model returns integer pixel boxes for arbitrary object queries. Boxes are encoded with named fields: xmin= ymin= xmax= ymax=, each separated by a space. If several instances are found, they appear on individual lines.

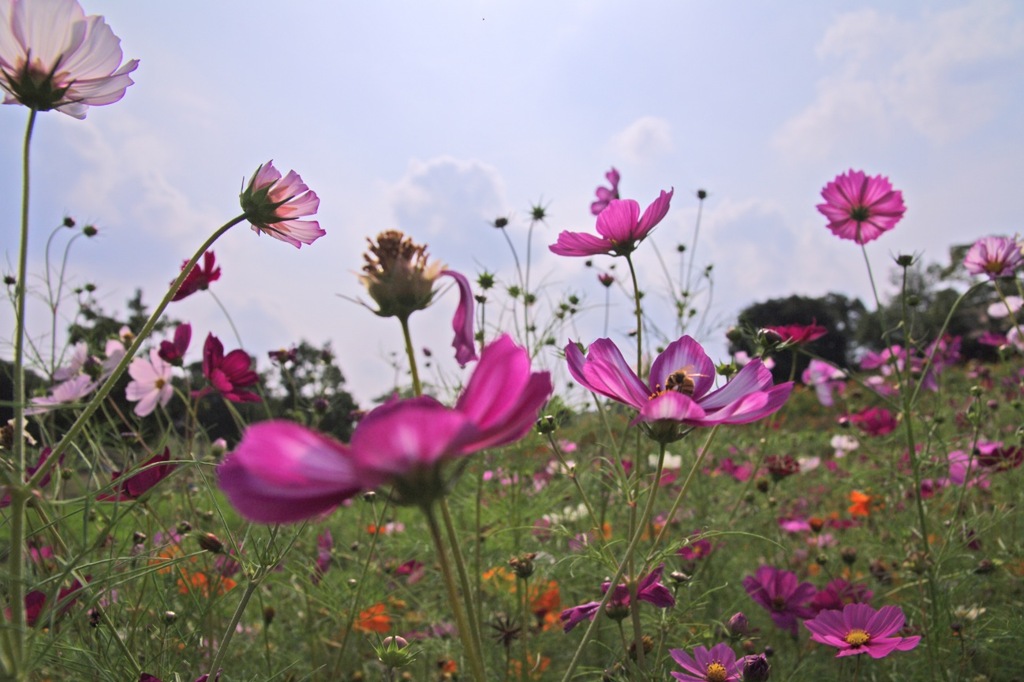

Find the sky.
xmin=2 ymin=0 xmax=1023 ymax=405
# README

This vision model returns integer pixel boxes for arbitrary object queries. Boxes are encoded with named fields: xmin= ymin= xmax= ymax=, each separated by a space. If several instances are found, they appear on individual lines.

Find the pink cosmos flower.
xmin=172 ymin=251 xmax=220 ymax=301
xmin=817 ymin=170 xmax=905 ymax=244
xmin=848 ymin=406 xmax=897 ymax=436
xmin=566 ymin=335 xmax=792 ymax=442
xmin=550 ymin=188 xmax=673 ymax=257
xmin=442 ymin=269 xmax=477 ymax=366
xmin=963 ymin=236 xmax=1023 ymax=279
xmin=802 ymin=359 xmax=846 ymax=407
xmin=0 ymin=0 xmax=138 ymax=118
xmin=559 ymin=565 xmax=675 ymax=632
xmin=811 ymin=579 xmax=874 ymax=614
xmin=590 ymin=167 xmax=621 ymax=215
xmin=240 ymin=160 xmax=324 ymax=248
xmin=218 ymin=334 xmax=550 ymax=521
xmin=97 ymin=448 xmax=176 ymax=501
xmin=26 ymin=373 xmax=96 ymax=414
xmin=669 ymin=642 xmax=743 ymax=682
xmin=194 ymin=333 xmax=261 ymax=403
xmin=804 ymin=603 xmax=920 ymax=658
xmin=125 ymin=349 xmax=173 ymax=417
xmin=742 ymin=565 xmax=817 ymax=637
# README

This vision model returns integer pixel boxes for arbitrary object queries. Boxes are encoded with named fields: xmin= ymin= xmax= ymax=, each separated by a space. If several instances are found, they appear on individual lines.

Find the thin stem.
xmin=439 ymin=497 xmax=485 ymax=669
xmin=398 ymin=315 xmax=421 ymax=397
xmin=624 ymin=253 xmax=643 ymax=377
xmin=423 ymin=504 xmax=488 ymax=681
xmin=26 ymin=214 xmax=247 ymax=489
xmin=5 ymin=108 xmax=37 ymax=680
xmin=208 ymin=289 xmax=244 ymax=349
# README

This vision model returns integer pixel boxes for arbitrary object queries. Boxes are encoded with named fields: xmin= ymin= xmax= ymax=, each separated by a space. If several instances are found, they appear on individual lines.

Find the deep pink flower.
xmin=441 ymin=269 xmax=477 ymax=367
xmin=669 ymin=642 xmax=743 ymax=682
xmin=240 ymin=160 xmax=324 ymax=248
xmin=218 ymin=421 xmax=367 ymax=523
xmin=0 ymin=0 xmax=138 ymax=118
xmin=158 ymin=323 xmax=191 ymax=366
xmin=0 ymin=447 xmax=61 ymax=507
xmin=811 ymin=579 xmax=874 ymax=614
xmin=742 ymin=565 xmax=817 ymax=637
xmin=195 ymin=333 xmax=261 ymax=403
xmin=764 ymin=321 xmax=827 ymax=345
xmin=804 ymin=603 xmax=920 ymax=658
xmin=97 ymin=448 xmax=176 ymax=501
xmin=550 ymin=188 xmax=673 ymax=257
xmin=590 ymin=167 xmax=621 ymax=215
xmin=13 ymin=578 xmax=87 ymax=628
xmin=559 ymin=565 xmax=675 ymax=632
xmin=848 ymin=406 xmax=897 ymax=436
xmin=963 ymin=236 xmax=1023 ymax=279
xmin=218 ymin=335 xmax=550 ymax=520
xmin=125 ymin=349 xmax=173 ymax=417
xmin=566 ymin=335 xmax=792 ymax=442
xmin=817 ymin=170 xmax=905 ymax=244
xmin=677 ymin=530 xmax=714 ymax=561
xmin=172 ymin=251 xmax=221 ymax=301
xmin=974 ymin=440 xmax=1023 ymax=472
xmin=311 ymin=530 xmax=333 ymax=585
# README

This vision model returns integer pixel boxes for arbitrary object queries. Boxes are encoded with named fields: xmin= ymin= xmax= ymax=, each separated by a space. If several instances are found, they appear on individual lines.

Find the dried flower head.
xmin=360 ymin=230 xmax=443 ymax=319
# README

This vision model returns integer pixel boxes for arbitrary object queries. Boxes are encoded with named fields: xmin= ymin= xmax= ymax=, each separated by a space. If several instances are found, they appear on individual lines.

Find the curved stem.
xmin=26 ymin=214 xmax=248 ymax=489
xmin=624 ymin=253 xmax=643 ymax=378
xmin=208 ymin=289 xmax=244 ymax=349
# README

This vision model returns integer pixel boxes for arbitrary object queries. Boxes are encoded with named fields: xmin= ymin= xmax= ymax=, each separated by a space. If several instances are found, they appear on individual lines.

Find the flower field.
xmin=2 ymin=2 xmax=1023 ymax=681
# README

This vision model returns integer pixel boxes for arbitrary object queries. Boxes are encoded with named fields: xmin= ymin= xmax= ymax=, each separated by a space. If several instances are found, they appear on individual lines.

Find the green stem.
xmin=439 ymin=497 xmax=485 ymax=669
xmin=624 ymin=253 xmax=643 ymax=377
xmin=25 ymin=214 xmax=247 ymax=490
xmin=423 ymin=504 xmax=488 ymax=681
xmin=4 ymin=108 xmax=37 ymax=681
xmin=398 ymin=315 xmax=421 ymax=397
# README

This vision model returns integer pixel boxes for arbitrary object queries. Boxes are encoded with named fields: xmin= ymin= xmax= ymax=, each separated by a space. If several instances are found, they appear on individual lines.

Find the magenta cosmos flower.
xmin=218 ymin=334 xmax=551 ymax=520
xmin=804 ymin=603 xmax=920 ymax=658
xmin=817 ymin=170 xmax=905 ymax=244
xmin=669 ymin=642 xmax=743 ymax=682
xmin=172 ymin=251 xmax=221 ymax=301
xmin=97 ymin=448 xmax=176 ymax=502
xmin=560 ymin=565 xmax=675 ymax=632
xmin=742 ymin=565 xmax=817 ymax=637
xmin=963 ymin=235 xmax=1023 ymax=279
xmin=194 ymin=333 xmax=261 ymax=403
xmin=566 ymin=335 xmax=792 ymax=442
xmin=764 ymin=320 xmax=827 ymax=345
xmin=590 ymin=167 xmax=621 ymax=215
xmin=550 ymin=188 xmax=673 ymax=257
xmin=0 ymin=0 xmax=138 ymax=118
xmin=240 ymin=160 xmax=325 ymax=248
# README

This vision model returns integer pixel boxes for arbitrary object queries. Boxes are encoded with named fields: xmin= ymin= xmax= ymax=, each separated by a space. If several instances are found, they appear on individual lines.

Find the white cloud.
xmin=610 ymin=116 xmax=674 ymax=165
xmin=389 ymin=156 xmax=506 ymax=237
xmin=775 ymin=0 xmax=1024 ymax=159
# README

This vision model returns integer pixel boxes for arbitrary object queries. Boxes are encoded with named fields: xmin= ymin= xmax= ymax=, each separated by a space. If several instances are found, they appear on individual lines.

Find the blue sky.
xmin=3 ymin=0 xmax=1023 ymax=404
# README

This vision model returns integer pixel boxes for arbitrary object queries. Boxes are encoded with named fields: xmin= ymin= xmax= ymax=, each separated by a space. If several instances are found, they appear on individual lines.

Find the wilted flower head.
xmin=0 ymin=0 xmax=138 ymax=118
xmin=559 ymin=565 xmax=675 ymax=632
xmin=817 ymin=170 xmax=905 ymax=244
xmin=551 ymin=188 xmax=673 ymax=257
xmin=804 ymin=603 xmax=920 ymax=658
xmin=963 ymin=235 xmax=1023 ymax=279
xmin=360 ymin=230 xmax=478 ymax=365
xmin=240 ymin=160 xmax=324 ymax=248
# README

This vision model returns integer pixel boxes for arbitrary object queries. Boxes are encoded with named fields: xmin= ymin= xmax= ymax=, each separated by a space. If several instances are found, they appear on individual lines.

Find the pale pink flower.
xmin=817 ymin=170 xmax=905 ymax=244
xmin=0 ymin=0 xmax=138 ymax=118
xmin=125 ymin=349 xmax=173 ymax=417
xmin=27 ymin=374 xmax=96 ymax=414
xmin=240 ymin=160 xmax=324 ymax=248
xmin=963 ymin=236 xmax=1023 ymax=279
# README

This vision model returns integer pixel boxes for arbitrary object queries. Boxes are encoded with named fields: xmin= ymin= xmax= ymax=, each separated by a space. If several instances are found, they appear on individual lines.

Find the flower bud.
xmin=197 ymin=532 xmax=224 ymax=554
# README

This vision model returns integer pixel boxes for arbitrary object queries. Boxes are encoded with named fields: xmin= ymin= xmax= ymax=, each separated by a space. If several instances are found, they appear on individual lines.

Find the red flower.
xmin=98 ymin=448 xmax=176 ymax=501
xmin=171 ymin=251 xmax=221 ymax=301
xmin=848 ymin=406 xmax=897 ymax=436
xmin=158 ymin=323 xmax=192 ymax=366
xmin=195 ymin=333 xmax=261 ymax=403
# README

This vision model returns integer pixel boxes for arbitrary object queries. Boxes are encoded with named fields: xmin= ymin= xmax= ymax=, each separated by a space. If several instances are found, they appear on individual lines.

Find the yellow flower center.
xmin=155 ymin=378 xmax=166 ymax=389
xmin=705 ymin=661 xmax=728 ymax=682
xmin=844 ymin=628 xmax=870 ymax=647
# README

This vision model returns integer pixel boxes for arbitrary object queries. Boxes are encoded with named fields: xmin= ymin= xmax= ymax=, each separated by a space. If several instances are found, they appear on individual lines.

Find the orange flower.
xmin=354 ymin=602 xmax=391 ymax=633
xmin=848 ymin=490 xmax=872 ymax=517
xmin=511 ymin=652 xmax=551 ymax=679
xmin=530 ymin=581 xmax=561 ymax=630
xmin=176 ymin=570 xmax=236 ymax=597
